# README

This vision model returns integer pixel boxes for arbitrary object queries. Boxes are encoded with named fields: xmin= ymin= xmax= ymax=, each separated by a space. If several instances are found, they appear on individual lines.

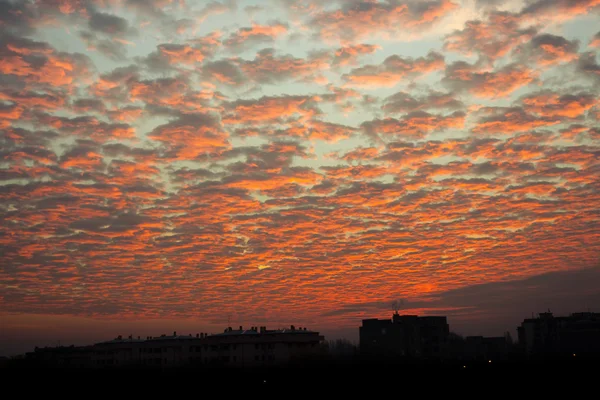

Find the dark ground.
xmin=3 ymin=356 xmax=599 ymax=393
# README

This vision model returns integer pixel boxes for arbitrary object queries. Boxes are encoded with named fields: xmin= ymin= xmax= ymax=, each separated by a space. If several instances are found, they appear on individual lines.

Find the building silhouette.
xmin=518 ymin=311 xmax=600 ymax=358
xmin=359 ymin=312 xmax=449 ymax=359
xmin=463 ymin=336 xmax=508 ymax=361
xmin=25 ymin=325 xmax=324 ymax=369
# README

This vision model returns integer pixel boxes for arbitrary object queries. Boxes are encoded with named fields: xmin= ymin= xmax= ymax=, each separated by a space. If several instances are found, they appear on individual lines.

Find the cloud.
xmin=89 ymin=65 xmax=140 ymax=102
xmin=197 ymin=0 xmax=237 ymax=22
xmin=0 ymin=35 xmax=92 ymax=90
xmin=332 ymin=44 xmax=380 ymax=67
xmin=472 ymin=106 xmax=561 ymax=134
xmin=223 ymin=22 xmax=288 ymax=51
xmin=342 ymin=51 xmax=445 ymax=88
xmin=202 ymin=59 xmax=247 ymax=86
xmin=520 ymin=91 xmax=597 ymax=118
xmin=443 ymin=61 xmax=537 ymax=98
xmin=142 ymin=33 xmax=221 ymax=72
xmin=89 ymin=11 xmax=133 ymax=37
xmin=577 ymin=51 xmax=600 ymax=82
xmin=72 ymin=98 xmax=106 ymax=114
xmin=590 ymin=31 xmax=600 ymax=47
xmin=382 ymin=90 xmax=464 ymax=114
xmin=308 ymin=0 xmax=458 ymax=43
xmin=147 ymin=113 xmax=230 ymax=160
xmin=444 ymin=11 xmax=536 ymax=61
xmin=517 ymin=33 xmax=580 ymax=66
xmin=520 ymin=0 xmax=600 ymax=22
xmin=0 ymin=89 xmax=65 ymax=110
xmin=222 ymin=95 xmax=318 ymax=125
xmin=202 ymin=48 xmax=330 ymax=86
xmin=79 ymin=30 xmax=128 ymax=61
xmin=0 ymin=0 xmax=37 ymax=35
xmin=158 ymin=43 xmax=206 ymax=64
xmin=33 ymin=113 xmax=136 ymax=142
xmin=362 ymin=110 xmax=466 ymax=139
xmin=239 ymin=48 xmax=330 ymax=84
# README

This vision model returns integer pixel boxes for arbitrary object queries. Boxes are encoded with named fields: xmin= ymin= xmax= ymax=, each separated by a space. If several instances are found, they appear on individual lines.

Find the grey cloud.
xmin=89 ymin=12 xmax=131 ymax=36
xmin=202 ymin=59 xmax=247 ymax=85
xmin=382 ymin=90 xmax=464 ymax=114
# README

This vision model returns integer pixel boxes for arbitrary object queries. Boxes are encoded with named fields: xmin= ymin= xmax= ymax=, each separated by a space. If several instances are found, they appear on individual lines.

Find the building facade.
xmin=26 ymin=326 xmax=324 ymax=369
xmin=517 ymin=311 xmax=600 ymax=357
xmin=359 ymin=313 xmax=450 ymax=359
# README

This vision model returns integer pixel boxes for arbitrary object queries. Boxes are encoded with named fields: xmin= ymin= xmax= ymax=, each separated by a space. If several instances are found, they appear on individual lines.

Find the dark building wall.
xmin=24 ymin=327 xmax=324 ymax=369
xmin=359 ymin=314 xmax=450 ymax=360
xmin=518 ymin=312 xmax=600 ymax=357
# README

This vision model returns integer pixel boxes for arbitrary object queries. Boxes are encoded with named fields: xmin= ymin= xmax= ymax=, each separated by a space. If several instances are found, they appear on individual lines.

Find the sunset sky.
xmin=1 ymin=0 xmax=600 ymax=356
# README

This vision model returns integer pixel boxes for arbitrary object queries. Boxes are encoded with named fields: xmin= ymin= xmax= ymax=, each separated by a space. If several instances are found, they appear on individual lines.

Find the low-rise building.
xmin=25 ymin=326 xmax=324 ymax=368
xmin=359 ymin=313 xmax=449 ymax=359
xmin=517 ymin=311 xmax=600 ymax=357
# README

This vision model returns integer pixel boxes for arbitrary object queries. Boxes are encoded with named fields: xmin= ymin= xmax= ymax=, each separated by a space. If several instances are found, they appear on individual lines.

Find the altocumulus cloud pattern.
xmin=1 ymin=0 xmax=600 ymax=337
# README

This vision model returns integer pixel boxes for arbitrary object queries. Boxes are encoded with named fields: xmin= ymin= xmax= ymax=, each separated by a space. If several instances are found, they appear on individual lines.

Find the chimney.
xmin=117 ymin=335 xmax=122 ymax=340
xmin=291 ymin=325 xmax=295 ymax=331
xmin=239 ymin=325 xmax=243 ymax=331
xmin=137 ymin=336 xmax=140 ymax=340
xmin=196 ymin=333 xmax=199 ymax=338
xmin=173 ymin=331 xmax=177 ymax=336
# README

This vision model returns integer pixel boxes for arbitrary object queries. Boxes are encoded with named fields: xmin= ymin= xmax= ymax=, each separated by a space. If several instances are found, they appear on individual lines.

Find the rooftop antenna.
xmin=392 ymin=299 xmax=404 ymax=315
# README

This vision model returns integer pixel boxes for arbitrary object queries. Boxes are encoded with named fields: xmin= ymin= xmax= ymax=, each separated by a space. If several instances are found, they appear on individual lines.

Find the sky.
xmin=1 ymin=0 xmax=600 ymax=356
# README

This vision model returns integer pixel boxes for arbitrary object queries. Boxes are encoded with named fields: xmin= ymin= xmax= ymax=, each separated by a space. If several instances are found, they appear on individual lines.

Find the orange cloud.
xmin=363 ymin=111 xmax=465 ymax=138
xmin=333 ymin=44 xmax=380 ymax=66
xmin=518 ymin=34 xmax=580 ymax=66
xmin=521 ymin=92 xmax=597 ymax=118
xmin=590 ymin=31 xmax=600 ymax=47
xmin=223 ymin=95 xmax=316 ymax=125
xmin=343 ymin=51 xmax=444 ymax=88
xmin=158 ymin=44 xmax=206 ymax=65
xmin=444 ymin=62 xmax=537 ymax=98
xmin=310 ymin=0 xmax=457 ymax=43
xmin=223 ymin=22 xmax=288 ymax=49
xmin=472 ymin=107 xmax=561 ymax=134
xmin=237 ymin=48 xmax=330 ymax=85
xmin=148 ymin=114 xmax=230 ymax=160
xmin=444 ymin=11 xmax=536 ymax=60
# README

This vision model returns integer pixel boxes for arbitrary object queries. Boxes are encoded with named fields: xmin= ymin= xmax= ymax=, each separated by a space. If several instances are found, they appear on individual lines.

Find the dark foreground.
xmin=3 ymin=357 xmax=599 ymax=393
